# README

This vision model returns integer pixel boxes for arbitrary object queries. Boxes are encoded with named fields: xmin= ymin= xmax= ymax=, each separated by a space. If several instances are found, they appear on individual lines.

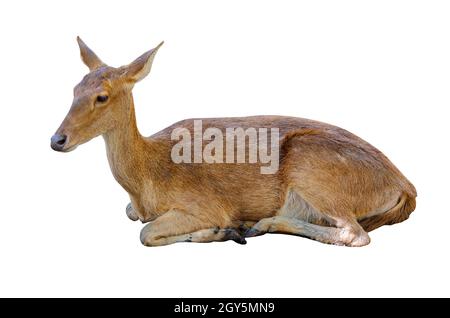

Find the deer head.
xmin=50 ymin=37 xmax=163 ymax=152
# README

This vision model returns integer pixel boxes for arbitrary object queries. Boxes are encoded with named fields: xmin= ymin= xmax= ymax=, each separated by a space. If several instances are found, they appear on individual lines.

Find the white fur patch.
xmin=277 ymin=190 xmax=332 ymax=224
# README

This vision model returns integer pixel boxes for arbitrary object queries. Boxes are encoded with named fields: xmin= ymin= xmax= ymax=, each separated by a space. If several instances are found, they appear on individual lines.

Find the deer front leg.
xmin=125 ymin=202 xmax=139 ymax=221
xmin=140 ymin=210 xmax=246 ymax=246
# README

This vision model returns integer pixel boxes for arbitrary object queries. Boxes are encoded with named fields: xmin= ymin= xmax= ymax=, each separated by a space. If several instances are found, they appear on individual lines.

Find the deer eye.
xmin=96 ymin=95 xmax=109 ymax=103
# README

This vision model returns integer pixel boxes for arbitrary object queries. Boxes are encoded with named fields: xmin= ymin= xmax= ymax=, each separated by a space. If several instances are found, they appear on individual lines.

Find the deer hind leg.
xmin=246 ymin=190 xmax=370 ymax=247
xmin=246 ymin=216 xmax=370 ymax=247
xmin=140 ymin=210 xmax=246 ymax=247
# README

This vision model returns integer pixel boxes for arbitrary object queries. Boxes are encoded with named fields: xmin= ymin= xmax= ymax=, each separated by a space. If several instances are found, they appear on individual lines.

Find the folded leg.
xmin=140 ymin=210 xmax=246 ymax=246
xmin=246 ymin=216 xmax=370 ymax=247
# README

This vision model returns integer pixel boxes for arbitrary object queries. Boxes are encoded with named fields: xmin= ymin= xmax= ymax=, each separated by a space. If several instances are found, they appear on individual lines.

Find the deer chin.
xmin=61 ymin=145 xmax=78 ymax=152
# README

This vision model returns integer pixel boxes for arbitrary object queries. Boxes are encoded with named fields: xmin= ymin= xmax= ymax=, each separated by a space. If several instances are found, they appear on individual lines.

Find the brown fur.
xmin=51 ymin=38 xmax=417 ymax=247
xmin=359 ymin=193 xmax=416 ymax=232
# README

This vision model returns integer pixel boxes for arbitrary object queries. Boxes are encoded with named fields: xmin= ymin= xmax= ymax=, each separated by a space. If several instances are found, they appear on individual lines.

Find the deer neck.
xmin=103 ymin=97 xmax=150 ymax=194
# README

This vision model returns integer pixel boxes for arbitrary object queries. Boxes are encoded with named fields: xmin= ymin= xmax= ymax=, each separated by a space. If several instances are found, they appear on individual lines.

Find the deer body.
xmin=51 ymin=38 xmax=416 ymax=247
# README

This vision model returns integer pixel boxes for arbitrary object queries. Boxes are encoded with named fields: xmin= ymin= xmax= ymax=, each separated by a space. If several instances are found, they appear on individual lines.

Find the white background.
xmin=0 ymin=0 xmax=448 ymax=297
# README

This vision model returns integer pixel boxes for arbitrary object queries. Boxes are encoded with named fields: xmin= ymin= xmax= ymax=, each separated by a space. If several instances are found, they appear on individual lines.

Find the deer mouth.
xmin=59 ymin=145 xmax=78 ymax=153
xmin=52 ymin=143 xmax=78 ymax=153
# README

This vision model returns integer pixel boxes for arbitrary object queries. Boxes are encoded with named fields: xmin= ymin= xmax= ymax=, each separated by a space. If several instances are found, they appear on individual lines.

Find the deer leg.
xmin=125 ymin=202 xmax=139 ymax=221
xmin=140 ymin=210 xmax=246 ymax=246
xmin=150 ymin=228 xmax=247 ymax=246
xmin=246 ymin=216 xmax=370 ymax=247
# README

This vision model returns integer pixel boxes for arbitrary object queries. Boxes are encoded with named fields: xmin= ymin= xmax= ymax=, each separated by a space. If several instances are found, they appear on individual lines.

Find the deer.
xmin=50 ymin=37 xmax=417 ymax=247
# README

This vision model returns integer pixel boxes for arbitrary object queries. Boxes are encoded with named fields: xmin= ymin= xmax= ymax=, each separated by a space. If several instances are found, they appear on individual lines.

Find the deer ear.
xmin=77 ymin=36 xmax=105 ymax=71
xmin=122 ymin=41 xmax=164 ymax=83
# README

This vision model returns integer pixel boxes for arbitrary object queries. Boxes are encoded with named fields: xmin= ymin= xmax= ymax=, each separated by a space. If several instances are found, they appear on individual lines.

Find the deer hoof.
xmin=224 ymin=229 xmax=247 ymax=245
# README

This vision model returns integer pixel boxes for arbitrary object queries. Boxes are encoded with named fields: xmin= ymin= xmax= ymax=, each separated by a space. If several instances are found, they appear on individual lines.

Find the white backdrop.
xmin=0 ymin=0 xmax=448 ymax=297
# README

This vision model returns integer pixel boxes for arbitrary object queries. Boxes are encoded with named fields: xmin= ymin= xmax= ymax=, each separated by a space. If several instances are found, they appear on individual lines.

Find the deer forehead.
xmin=74 ymin=66 xmax=116 ymax=95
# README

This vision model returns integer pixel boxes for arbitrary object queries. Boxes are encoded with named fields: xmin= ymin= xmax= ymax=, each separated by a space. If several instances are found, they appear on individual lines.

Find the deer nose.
xmin=51 ymin=134 xmax=67 ymax=151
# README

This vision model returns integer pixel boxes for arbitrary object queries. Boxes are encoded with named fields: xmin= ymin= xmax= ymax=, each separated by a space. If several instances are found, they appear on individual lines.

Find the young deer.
xmin=51 ymin=37 xmax=417 ymax=247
